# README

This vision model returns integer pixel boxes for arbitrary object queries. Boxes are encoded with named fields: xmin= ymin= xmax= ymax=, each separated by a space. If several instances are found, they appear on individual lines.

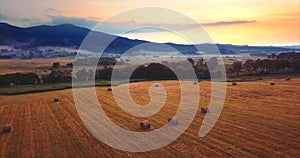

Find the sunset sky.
xmin=0 ymin=0 xmax=299 ymax=46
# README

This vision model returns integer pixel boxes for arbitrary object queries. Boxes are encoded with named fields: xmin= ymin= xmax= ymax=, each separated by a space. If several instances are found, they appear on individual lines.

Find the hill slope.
xmin=0 ymin=22 xmax=299 ymax=55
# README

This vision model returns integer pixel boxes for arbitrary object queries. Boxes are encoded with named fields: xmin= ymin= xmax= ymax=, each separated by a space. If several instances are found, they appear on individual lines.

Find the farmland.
xmin=0 ymin=58 xmax=74 ymax=75
xmin=0 ymin=78 xmax=299 ymax=157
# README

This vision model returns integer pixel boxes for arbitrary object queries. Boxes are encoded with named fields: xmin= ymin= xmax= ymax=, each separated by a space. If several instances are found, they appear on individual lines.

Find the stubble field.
xmin=0 ymin=58 xmax=74 ymax=75
xmin=0 ymin=78 xmax=299 ymax=157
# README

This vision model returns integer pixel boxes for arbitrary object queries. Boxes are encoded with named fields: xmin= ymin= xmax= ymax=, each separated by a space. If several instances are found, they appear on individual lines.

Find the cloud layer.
xmin=38 ymin=15 xmax=257 ymax=34
xmin=1 ymin=7 xmax=257 ymax=34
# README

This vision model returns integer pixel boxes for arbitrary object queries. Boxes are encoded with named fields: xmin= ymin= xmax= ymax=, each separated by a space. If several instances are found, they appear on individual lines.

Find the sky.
xmin=0 ymin=0 xmax=299 ymax=46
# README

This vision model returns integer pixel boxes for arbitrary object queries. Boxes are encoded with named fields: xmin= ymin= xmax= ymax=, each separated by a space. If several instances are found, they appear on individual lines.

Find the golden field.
xmin=0 ymin=58 xmax=74 ymax=75
xmin=0 ymin=78 xmax=299 ymax=157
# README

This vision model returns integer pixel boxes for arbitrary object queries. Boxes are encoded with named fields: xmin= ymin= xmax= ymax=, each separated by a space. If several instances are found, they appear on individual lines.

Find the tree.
xmin=42 ymin=70 xmax=69 ymax=83
xmin=207 ymin=57 xmax=218 ymax=69
xmin=232 ymin=61 xmax=243 ymax=76
xmin=277 ymin=59 xmax=291 ymax=72
xmin=96 ymin=67 xmax=113 ymax=80
xmin=254 ymin=59 xmax=263 ymax=74
xmin=292 ymin=56 xmax=300 ymax=73
xmin=263 ymin=59 xmax=276 ymax=74
xmin=196 ymin=57 xmax=205 ymax=67
xmin=131 ymin=65 xmax=147 ymax=79
xmin=145 ymin=63 xmax=175 ymax=79
xmin=75 ymin=68 xmax=89 ymax=81
xmin=98 ymin=57 xmax=117 ymax=66
xmin=187 ymin=58 xmax=194 ymax=66
xmin=0 ymin=72 xmax=40 ymax=87
xmin=244 ymin=59 xmax=254 ymax=74
xmin=52 ymin=62 xmax=60 ymax=68
xmin=19 ymin=73 xmax=40 ymax=85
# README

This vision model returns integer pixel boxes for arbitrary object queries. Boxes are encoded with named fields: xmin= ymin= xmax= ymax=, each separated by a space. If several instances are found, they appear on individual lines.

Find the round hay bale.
xmin=168 ymin=117 xmax=179 ymax=126
xmin=2 ymin=125 xmax=11 ymax=133
xmin=54 ymin=98 xmax=59 ymax=102
xmin=107 ymin=87 xmax=112 ymax=91
xmin=286 ymin=77 xmax=291 ymax=81
xmin=270 ymin=82 xmax=275 ymax=86
xmin=140 ymin=120 xmax=150 ymax=130
xmin=200 ymin=107 xmax=209 ymax=114
xmin=193 ymin=80 xmax=198 ymax=85
xmin=232 ymin=82 xmax=237 ymax=86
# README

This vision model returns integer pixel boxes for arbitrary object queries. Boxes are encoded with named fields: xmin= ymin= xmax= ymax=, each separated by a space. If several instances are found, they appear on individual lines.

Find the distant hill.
xmin=0 ymin=22 xmax=299 ymax=55
xmin=0 ymin=23 xmax=89 ymax=46
xmin=0 ymin=23 xmax=148 ymax=54
xmin=281 ymin=45 xmax=300 ymax=49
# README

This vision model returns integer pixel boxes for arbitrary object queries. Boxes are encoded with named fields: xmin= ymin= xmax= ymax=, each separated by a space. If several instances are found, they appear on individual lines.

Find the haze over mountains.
xmin=0 ymin=22 xmax=299 ymax=55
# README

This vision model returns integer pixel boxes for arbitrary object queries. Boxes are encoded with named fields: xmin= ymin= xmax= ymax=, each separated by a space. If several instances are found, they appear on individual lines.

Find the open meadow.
xmin=0 ymin=78 xmax=299 ymax=157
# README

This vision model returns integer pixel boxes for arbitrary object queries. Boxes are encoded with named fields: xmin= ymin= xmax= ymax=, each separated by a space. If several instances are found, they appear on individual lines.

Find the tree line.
xmin=230 ymin=56 xmax=300 ymax=76
xmin=0 ymin=73 xmax=40 ymax=87
xmin=1 ymin=55 xmax=299 ymax=87
xmin=0 ymin=57 xmax=210 ymax=87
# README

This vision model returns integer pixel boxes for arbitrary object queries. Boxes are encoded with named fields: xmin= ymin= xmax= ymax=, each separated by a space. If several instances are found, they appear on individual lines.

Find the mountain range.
xmin=0 ymin=22 xmax=299 ymax=55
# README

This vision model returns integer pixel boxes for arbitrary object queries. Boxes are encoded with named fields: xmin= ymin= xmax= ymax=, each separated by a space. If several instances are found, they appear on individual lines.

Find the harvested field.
xmin=0 ymin=78 xmax=299 ymax=157
xmin=0 ymin=58 xmax=74 ymax=75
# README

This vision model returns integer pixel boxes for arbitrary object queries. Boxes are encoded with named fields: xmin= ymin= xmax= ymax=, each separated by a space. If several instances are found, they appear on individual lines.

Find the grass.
xmin=0 ymin=78 xmax=299 ymax=157
xmin=227 ymin=73 xmax=299 ymax=82
xmin=1 ymin=73 xmax=297 ymax=95
xmin=0 ymin=83 xmax=72 ymax=95
xmin=0 ymin=81 xmax=111 ymax=95
xmin=0 ymin=79 xmax=148 ymax=95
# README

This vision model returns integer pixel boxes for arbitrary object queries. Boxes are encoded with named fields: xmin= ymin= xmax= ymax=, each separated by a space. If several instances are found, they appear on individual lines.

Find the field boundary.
xmin=1 ymin=75 xmax=299 ymax=96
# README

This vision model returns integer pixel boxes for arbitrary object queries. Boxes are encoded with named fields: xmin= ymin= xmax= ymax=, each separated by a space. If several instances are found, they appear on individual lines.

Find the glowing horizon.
xmin=0 ymin=0 xmax=299 ymax=46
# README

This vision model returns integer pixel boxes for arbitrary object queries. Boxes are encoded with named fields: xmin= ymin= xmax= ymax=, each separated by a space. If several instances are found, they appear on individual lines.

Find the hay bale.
xmin=2 ymin=125 xmax=11 ymax=133
xmin=232 ymin=82 xmax=237 ymax=86
xmin=54 ymin=98 xmax=59 ymax=102
xmin=286 ymin=77 xmax=291 ymax=81
xmin=201 ymin=107 xmax=209 ymax=114
xmin=270 ymin=82 xmax=275 ymax=86
xmin=168 ymin=117 xmax=179 ymax=126
xmin=107 ymin=87 xmax=112 ymax=91
xmin=193 ymin=80 xmax=198 ymax=85
xmin=140 ymin=120 xmax=150 ymax=130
